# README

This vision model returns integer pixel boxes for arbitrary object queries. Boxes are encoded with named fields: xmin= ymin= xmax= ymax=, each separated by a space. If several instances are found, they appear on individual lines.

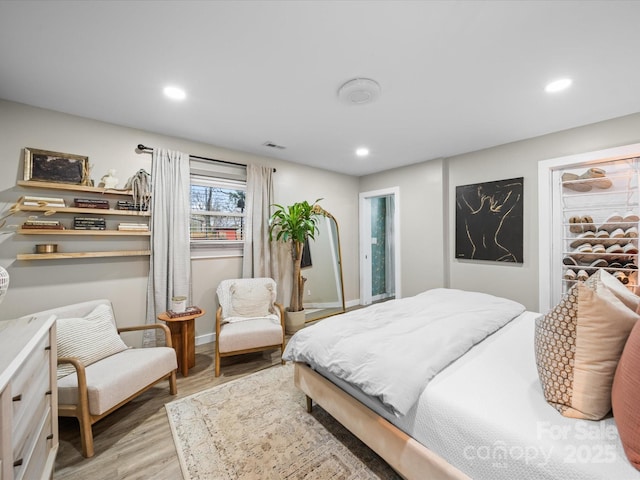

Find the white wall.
xmin=0 ymin=100 xmax=360 ymax=341
xmin=359 ymin=159 xmax=446 ymax=298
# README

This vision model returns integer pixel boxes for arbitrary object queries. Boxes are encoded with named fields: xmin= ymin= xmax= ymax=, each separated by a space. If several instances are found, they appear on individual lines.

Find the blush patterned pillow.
xmin=535 ymin=271 xmax=639 ymax=420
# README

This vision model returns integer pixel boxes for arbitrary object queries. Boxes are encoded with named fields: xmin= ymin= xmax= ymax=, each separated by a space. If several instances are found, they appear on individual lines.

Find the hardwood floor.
xmin=53 ymin=342 xmax=283 ymax=480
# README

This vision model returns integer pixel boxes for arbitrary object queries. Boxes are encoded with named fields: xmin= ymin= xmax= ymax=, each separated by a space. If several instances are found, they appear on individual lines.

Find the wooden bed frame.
xmin=293 ymin=362 xmax=470 ymax=480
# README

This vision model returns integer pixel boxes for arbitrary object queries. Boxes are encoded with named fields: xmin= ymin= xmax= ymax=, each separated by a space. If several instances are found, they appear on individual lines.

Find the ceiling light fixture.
xmin=163 ymin=85 xmax=186 ymax=100
xmin=338 ymin=78 xmax=381 ymax=105
xmin=356 ymin=147 xmax=370 ymax=157
xmin=545 ymin=78 xmax=572 ymax=93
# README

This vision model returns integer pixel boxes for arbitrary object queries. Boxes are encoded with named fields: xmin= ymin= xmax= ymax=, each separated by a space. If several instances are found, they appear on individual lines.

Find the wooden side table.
xmin=158 ymin=309 xmax=205 ymax=377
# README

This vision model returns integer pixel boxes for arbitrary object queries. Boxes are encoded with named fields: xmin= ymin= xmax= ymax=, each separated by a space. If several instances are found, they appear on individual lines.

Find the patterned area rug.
xmin=165 ymin=364 xmax=401 ymax=479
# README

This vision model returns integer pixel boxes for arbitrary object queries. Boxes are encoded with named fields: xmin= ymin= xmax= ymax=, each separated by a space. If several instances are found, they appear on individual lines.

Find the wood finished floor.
xmin=53 ymin=342 xmax=284 ymax=480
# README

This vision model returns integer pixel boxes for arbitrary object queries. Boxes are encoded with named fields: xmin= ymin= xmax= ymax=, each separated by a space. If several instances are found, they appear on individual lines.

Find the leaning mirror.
xmin=302 ymin=210 xmax=345 ymax=322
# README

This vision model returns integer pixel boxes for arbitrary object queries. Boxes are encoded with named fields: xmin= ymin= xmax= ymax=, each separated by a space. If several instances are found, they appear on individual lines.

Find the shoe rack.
xmin=561 ymin=159 xmax=639 ymax=296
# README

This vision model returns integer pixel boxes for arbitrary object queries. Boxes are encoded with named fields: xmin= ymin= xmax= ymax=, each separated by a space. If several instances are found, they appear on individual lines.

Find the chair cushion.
xmin=56 ymin=303 xmax=129 ymax=379
xmin=217 ymin=278 xmax=277 ymax=319
xmin=58 ymin=347 xmax=177 ymax=416
xmin=612 ymin=319 xmax=640 ymax=470
xmin=218 ymin=317 xmax=283 ymax=353
xmin=534 ymin=270 xmax=639 ymax=420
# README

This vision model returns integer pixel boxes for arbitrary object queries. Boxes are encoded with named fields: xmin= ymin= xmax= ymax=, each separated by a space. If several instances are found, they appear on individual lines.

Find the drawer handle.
xmin=12 ymin=394 xmax=22 ymax=402
xmin=46 ymin=390 xmax=52 ymax=396
xmin=13 ymin=458 xmax=23 ymax=467
xmin=47 ymin=434 xmax=54 ymax=440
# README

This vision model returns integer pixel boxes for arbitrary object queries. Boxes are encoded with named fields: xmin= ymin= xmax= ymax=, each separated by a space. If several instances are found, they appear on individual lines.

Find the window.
xmin=190 ymin=175 xmax=246 ymax=242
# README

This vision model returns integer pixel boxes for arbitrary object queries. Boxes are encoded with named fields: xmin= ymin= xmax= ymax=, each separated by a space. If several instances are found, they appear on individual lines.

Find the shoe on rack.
xmin=564 ymin=269 xmax=577 ymax=281
xmin=576 ymin=270 xmax=590 ymax=281
xmin=591 ymin=244 xmax=606 ymax=254
xmin=611 ymin=228 xmax=625 ymax=239
xmin=623 ymin=243 xmax=638 ymax=255
xmin=601 ymin=213 xmax=623 ymax=232
xmin=581 ymin=216 xmax=595 ymax=232
xmin=589 ymin=258 xmax=608 ymax=269
xmin=569 ymin=216 xmax=583 ymax=233
xmin=562 ymin=172 xmax=592 ymax=192
xmin=563 ymin=256 xmax=578 ymax=266
xmin=625 ymin=226 xmax=638 ymax=238
xmin=608 ymin=261 xmax=623 ymax=269
xmin=614 ymin=271 xmax=629 ymax=284
xmin=570 ymin=231 xmax=596 ymax=248
xmin=623 ymin=211 xmax=640 ymax=224
xmin=579 ymin=168 xmax=613 ymax=189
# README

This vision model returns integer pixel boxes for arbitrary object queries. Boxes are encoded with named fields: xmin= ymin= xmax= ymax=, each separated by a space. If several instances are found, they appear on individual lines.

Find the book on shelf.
xmin=21 ymin=223 xmax=65 ymax=230
xmin=165 ymin=306 xmax=202 ymax=318
xmin=73 ymin=225 xmax=107 ymax=230
xmin=19 ymin=195 xmax=66 ymax=207
xmin=118 ymin=226 xmax=149 ymax=231
xmin=22 ymin=219 xmax=61 ymax=226
xmin=74 ymin=201 xmax=110 ymax=209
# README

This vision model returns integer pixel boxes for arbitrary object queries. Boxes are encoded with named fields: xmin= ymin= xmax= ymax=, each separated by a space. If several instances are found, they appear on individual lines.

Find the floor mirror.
xmin=302 ymin=209 xmax=346 ymax=322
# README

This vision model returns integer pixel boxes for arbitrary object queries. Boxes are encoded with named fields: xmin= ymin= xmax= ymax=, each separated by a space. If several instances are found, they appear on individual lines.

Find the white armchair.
xmin=33 ymin=299 xmax=177 ymax=458
xmin=215 ymin=278 xmax=285 ymax=377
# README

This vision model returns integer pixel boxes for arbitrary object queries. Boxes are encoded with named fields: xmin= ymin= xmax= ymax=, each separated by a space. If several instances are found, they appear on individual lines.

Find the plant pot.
xmin=285 ymin=309 xmax=306 ymax=335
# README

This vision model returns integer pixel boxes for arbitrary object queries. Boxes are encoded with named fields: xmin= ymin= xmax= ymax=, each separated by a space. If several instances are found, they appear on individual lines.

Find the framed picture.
xmin=23 ymin=147 xmax=89 ymax=185
xmin=455 ymin=177 xmax=524 ymax=263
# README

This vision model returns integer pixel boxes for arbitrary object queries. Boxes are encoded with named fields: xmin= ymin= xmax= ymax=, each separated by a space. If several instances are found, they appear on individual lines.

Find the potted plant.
xmin=269 ymin=199 xmax=324 ymax=333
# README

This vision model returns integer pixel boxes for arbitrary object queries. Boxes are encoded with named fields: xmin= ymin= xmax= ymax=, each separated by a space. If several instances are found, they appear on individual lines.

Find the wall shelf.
xmin=18 ymin=229 xmax=150 ymax=236
xmin=19 ymin=205 xmax=150 ymax=216
xmin=17 ymin=180 xmax=134 ymax=196
xmin=17 ymin=250 xmax=151 ymax=260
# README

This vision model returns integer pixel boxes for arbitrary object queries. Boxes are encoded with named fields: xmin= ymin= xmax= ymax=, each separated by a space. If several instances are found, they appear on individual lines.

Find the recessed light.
xmin=545 ymin=78 xmax=572 ymax=93
xmin=163 ymin=86 xmax=186 ymax=100
xmin=356 ymin=147 xmax=369 ymax=157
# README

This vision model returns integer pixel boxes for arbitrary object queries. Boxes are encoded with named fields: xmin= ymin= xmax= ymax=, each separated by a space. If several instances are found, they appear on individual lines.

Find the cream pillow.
xmin=227 ymin=280 xmax=276 ymax=318
xmin=535 ymin=271 xmax=639 ymax=420
xmin=56 ymin=303 xmax=128 ymax=379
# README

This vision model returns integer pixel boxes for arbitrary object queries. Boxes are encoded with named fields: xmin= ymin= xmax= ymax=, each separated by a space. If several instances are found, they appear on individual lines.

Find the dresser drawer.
xmin=11 ymin=335 xmax=50 ymax=435
xmin=12 ymin=366 xmax=49 ymax=463
xmin=14 ymin=410 xmax=52 ymax=480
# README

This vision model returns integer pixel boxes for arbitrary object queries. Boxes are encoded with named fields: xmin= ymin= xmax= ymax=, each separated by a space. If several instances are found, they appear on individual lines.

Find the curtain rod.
xmin=136 ymin=144 xmax=276 ymax=172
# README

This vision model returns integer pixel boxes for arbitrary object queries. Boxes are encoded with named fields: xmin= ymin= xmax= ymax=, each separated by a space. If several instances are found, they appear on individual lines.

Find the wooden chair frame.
xmin=57 ymin=323 xmax=177 ymax=458
xmin=215 ymin=302 xmax=285 ymax=377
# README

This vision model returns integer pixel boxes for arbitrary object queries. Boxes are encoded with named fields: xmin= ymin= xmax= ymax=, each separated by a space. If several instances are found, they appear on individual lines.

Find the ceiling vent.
xmin=263 ymin=141 xmax=286 ymax=150
xmin=337 ymin=78 xmax=381 ymax=106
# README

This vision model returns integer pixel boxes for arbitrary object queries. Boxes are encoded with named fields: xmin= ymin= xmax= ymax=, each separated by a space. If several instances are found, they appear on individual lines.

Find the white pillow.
xmin=56 ymin=303 xmax=128 ymax=379
xmin=229 ymin=280 xmax=275 ymax=318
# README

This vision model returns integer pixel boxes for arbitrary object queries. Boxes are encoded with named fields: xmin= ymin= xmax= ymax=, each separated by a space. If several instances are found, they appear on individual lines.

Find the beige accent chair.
xmin=215 ymin=278 xmax=285 ymax=377
xmin=33 ymin=299 xmax=177 ymax=458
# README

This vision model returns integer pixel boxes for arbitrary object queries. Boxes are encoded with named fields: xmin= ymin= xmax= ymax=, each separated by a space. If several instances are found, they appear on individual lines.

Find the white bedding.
xmin=284 ymin=288 xmax=525 ymax=416
xmin=317 ymin=312 xmax=640 ymax=480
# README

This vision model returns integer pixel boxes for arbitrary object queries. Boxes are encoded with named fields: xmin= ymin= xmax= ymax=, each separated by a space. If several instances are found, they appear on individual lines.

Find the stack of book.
xmin=116 ymin=200 xmax=149 ymax=211
xmin=22 ymin=219 xmax=65 ymax=230
xmin=166 ymin=306 xmax=202 ymax=318
xmin=74 ymin=216 xmax=106 ymax=230
xmin=118 ymin=222 xmax=149 ymax=232
xmin=21 ymin=196 xmax=65 ymax=208
xmin=74 ymin=198 xmax=110 ymax=209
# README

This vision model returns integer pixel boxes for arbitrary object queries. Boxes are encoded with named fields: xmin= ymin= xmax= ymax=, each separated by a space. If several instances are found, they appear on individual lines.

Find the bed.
xmin=283 ymin=288 xmax=640 ymax=480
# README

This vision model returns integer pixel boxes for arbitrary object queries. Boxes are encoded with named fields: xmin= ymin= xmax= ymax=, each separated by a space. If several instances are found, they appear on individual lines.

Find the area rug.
xmin=165 ymin=364 xmax=401 ymax=479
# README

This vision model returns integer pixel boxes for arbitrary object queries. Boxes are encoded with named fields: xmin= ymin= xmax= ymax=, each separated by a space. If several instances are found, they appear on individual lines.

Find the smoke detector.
xmin=337 ymin=78 xmax=381 ymax=106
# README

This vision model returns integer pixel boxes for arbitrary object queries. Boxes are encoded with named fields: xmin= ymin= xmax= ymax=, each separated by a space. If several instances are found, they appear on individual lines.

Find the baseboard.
xmin=196 ymin=332 xmax=215 ymax=346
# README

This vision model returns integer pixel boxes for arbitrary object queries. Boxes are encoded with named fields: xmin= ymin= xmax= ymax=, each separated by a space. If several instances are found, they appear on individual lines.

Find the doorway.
xmin=359 ymin=187 xmax=400 ymax=305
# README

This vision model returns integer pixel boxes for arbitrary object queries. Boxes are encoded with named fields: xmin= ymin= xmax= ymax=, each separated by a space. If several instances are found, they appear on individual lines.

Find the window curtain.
xmin=144 ymin=148 xmax=191 ymax=346
xmin=242 ymin=164 xmax=276 ymax=279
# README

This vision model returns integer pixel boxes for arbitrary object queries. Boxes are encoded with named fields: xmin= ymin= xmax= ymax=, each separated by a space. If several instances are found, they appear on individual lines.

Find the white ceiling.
xmin=1 ymin=1 xmax=640 ymax=176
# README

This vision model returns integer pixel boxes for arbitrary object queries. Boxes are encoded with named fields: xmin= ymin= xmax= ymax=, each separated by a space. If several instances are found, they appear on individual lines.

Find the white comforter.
xmin=283 ymin=288 xmax=525 ymax=416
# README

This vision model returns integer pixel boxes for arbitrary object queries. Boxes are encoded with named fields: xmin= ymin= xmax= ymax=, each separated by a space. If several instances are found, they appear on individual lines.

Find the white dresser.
xmin=0 ymin=314 xmax=58 ymax=480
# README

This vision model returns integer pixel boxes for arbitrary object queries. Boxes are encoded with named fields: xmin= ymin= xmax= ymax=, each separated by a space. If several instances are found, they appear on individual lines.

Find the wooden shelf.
xmin=19 ymin=205 xmax=150 ymax=216
xmin=18 ymin=229 xmax=150 ymax=236
xmin=17 ymin=180 xmax=134 ymax=196
xmin=17 ymin=250 xmax=151 ymax=260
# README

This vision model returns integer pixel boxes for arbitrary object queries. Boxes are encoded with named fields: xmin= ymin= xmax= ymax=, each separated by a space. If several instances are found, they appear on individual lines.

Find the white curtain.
xmin=242 ymin=164 xmax=275 ymax=279
xmin=145 ymin=148 xmax=191 ymax=346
